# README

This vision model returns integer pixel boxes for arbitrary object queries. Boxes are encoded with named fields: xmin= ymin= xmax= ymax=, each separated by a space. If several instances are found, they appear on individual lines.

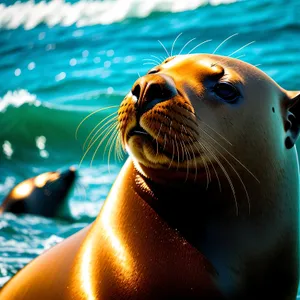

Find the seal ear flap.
xmin=285 ymin=91 xmax=300 ymax=149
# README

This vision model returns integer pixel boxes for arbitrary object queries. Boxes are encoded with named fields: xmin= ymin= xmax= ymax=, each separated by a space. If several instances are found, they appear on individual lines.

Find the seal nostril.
xmin=130 ymin=74 xmax=177 ymax=115
xmin=132 ymin=84 xmax=141 ymax=100
xmin=147 ymin=83 xmax=163 ymax=100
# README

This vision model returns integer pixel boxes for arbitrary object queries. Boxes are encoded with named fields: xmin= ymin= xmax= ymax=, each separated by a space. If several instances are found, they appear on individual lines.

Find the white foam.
xmin=0 ymin=90 xmax=41 ymax=113
xmin=0 ymin=0 xmax=237 ymax=30
xmin=0 ymin=177 xmax=15 ymax=195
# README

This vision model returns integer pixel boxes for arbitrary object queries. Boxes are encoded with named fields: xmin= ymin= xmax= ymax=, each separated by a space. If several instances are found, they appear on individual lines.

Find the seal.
xmin=0 ymin=167 xmax=76 ymax=218
xmin=0 ymin=54 xmax=299 ymax=299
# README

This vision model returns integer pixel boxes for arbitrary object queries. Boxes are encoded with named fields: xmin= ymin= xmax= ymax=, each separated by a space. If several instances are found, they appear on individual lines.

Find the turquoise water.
xmin=1 ymin=0 xmax=300 ymax=293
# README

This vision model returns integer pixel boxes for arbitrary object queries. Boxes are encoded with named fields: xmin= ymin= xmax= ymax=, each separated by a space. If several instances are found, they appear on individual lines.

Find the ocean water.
xmin=1 ymin=0 xmax=300 ymax=294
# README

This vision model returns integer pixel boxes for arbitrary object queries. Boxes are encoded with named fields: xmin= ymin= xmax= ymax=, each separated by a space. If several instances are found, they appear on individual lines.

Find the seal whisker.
xmin=85 ymin=115 xmax=118 ymax=151
xmin=187 ymin=39 xmax=213 ymax=55
xmin=178 ymin=38 xmax=196 ymax=55
xmin=155 ymin=123 xmax=163 ymax=157
xmin=151 ymin=55 xmax=164 ymax=64
xmin=118 ymin=133 xmax=125 ymax=160
xmin=234 ymin=54 xmax=246 ymax=60
xmin=212 ymin=33 xmax=239 ymax=54
xmin=199 ymin=141 xmax=222 ymax=192
xmin=181 ymin=121 xmax=211 ymax=186
xmin=162 ymin=133 xmax=167 ymax=151
xmin=113 ymin=130 xmax=124 ymax=162
xmin=168 ymin=120 xmax=173 ymax=136
xmin=186 ymin=136 xmax=198 ymax=183
xmin=199 ymin=119 xmax=232 ymax=146
xmin=203 ymin=127 xmax=259 ymax=182
xmin=204 ymin=140 xmax=239 ymax=216
xmin=167 ymin=138 xmax=175 ymax=169
xmin=171 ymin=32 xmax=183 ymax=57
xmin=192 ymin=113 xmax=259 ymax=182
xmin=181 ymin=122 xmax=202 ymax=183
xmin=204 ymin=139 xmax=251 ymax=215
xmin=186 ymin=108 xmax=233 ymax=146
xmin=181 ymin=102 xmax=233 ymax=146
xmin=158 ymin=40 xmax=170 ymax=58
xmin=180 ymin=125 xmax=190 ymax=182
xmin=79 ymin=120 xmax=117 ymax=167
xmin=192 ymin=138 xmax=211 ymax=188
xmin=115 ymin=133 xmax=122 ymax=161
xmin=182 ymin=119 xmax=211 ymax=188
xmin=103 ymin=123 xmax=119 ymax=159
xmin=83 ymin=111 xmax=118 ymax=150
xmin=107 ymin=128 xmax=120 ymax=173
xmin=174 ymin=134 xmax=180 ymax=170
xmin=143 ymin=58 xmax=161 ymax=65
xmin=112 ymin=130 xmax=119 ymax=162
xmin=75 ymin=105 xmax=119 ymax=140
xmin=254 ymin=64 xmax=262 ymax=67
xmin=178 ymin=139 xmax=187 ymax=177
xmin=143 ymin=62 xmax=158 ymax=66
xmin=90 ymin=122 xmax=118 ymax=167
xmin=228 ymin=41 xmax=256 ymax=57
xmin=115 ymin=131 xmax=124 ymax=162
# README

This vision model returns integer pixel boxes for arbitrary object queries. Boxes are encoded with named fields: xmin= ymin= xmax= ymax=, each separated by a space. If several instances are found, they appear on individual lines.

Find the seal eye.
xmin=147 ymin=68 xmax=159 ymax=75
xmin=214 ymin=82 xmax=239 ymax=103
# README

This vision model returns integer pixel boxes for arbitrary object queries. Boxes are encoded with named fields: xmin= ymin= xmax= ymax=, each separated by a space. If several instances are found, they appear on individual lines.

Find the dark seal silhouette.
xmin=0 ymin=167 xmax=76 ymax=218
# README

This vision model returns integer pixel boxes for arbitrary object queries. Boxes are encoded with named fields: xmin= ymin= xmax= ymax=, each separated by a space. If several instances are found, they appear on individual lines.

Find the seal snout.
xmin=60 ymin=167 xmax=77 ymax=183
xmin=131 ymin=74 xmax=177 ymax=115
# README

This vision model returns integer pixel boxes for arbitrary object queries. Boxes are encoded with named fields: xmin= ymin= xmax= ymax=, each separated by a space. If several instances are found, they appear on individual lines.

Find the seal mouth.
xmin=127 ymin=125 xmax=185 ymax=162
xmin=127 ymin=125 xmax=150 ymax=139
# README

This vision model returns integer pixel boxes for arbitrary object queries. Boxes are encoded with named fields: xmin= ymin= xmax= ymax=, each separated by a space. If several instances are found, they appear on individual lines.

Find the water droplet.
xmin=107 ymin=87 xmax=114 ymax=94
xmin=69 ymin=58 xmax=77 ymax=66
xmin=113 ymin=57 xmax=121 ymax=63
xmin=2 ymin=141 xmax=13 ymax=159
xmin=124 ymin=56 xmax=134 ymax=63
xmin=73 ymin=30 xmax=84 ymax=38
xmin=46 ymin=44 xmax=56 ymax=51
xmin=104 ymin=61 xmax=111 ymax=68
xmin=106 ymin=50 xmax=114 ymax=57
xmin=28 ymin=62 xmax=36 ymax=70
xmin=55 ymin=72 xmax=66 ymax=81
xmin=35 ymin=136 xmax=46 ymax=150
xmin=38 ymin=32 xmax=45 ymax=40
xmin=40 ymin=150 xmax=49 ymax=158
xmin=14 ymin=68 xmax=21 ymax=76
xmin=93 ymin=57 xmax=101 ymax=64
xmin=82 ymin=50 xmax=89 ymax=58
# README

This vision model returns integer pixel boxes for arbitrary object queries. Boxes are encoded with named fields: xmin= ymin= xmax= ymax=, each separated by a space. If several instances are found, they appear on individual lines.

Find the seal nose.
xmin=131 ymin=74 xmax=177 ymax=114
xmin=60 ymin=167 xmax=77 ymax=181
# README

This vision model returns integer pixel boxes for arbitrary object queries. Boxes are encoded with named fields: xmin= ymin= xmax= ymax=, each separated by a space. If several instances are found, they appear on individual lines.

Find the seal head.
xmin=0 ymin=167 xmax=76 ymax=218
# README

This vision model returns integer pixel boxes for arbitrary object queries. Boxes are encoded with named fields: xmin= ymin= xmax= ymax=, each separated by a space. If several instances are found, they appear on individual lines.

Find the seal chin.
xmin=124 ymin=119 xmax=211 ymax=182
xmin=125 ymin=128 xmax=209 ymax=184
xmin=126 ymin=132 xmax=173 ymax=168
xmin=134 ymin=159 xmax=209 ymax=185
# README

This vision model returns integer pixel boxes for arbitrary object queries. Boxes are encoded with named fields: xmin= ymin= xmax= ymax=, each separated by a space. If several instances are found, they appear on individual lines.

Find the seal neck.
xmin=131 ymin=159 xmax=235 ymax=249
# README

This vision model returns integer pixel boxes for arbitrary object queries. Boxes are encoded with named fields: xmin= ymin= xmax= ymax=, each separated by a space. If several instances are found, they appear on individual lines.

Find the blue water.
xmin=1 ymin=0 xmax=300 ymax=293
